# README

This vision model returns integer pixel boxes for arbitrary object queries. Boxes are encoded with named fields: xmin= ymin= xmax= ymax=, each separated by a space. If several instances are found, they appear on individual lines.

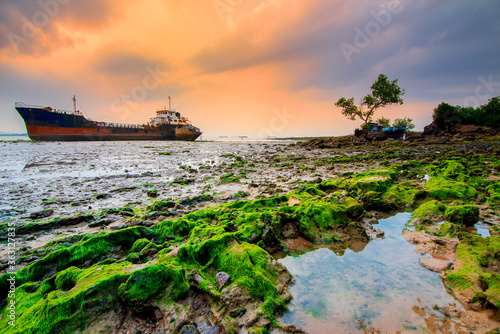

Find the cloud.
xmin=0 ymin=0 xmax=119 ymax=55
xmin=92 ymin=49 xmax=170 ymax=78
xmin=188 ymin=0 xmax=500 ymax=100
xmin=190 ymin=1 xmax=353 ymax=74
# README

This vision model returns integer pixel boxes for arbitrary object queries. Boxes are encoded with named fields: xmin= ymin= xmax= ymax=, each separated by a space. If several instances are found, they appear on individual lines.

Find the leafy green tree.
xmin=393 ymin=117 xmax=415 ymax=132
xmin=376 ymin=116 xmax=391 ymax=128
xmin=431 ymin=96 xmax=500 ymax=132
xmin=478 ymin=96 xmax=500 ymax=128
xmin=335 ymin=74 xmax=405 ymax=130
xmin=432 ymin=102 xmax=462 ymax=132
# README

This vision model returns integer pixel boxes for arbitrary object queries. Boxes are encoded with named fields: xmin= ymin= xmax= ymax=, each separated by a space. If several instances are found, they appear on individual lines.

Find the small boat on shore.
xmin=382 ymin=126 xmax=406 ymax=138
xmin=368 ymin=123 xmax=406 ymax=138
xmin=15 ymin=96 xmax=202 ymax=141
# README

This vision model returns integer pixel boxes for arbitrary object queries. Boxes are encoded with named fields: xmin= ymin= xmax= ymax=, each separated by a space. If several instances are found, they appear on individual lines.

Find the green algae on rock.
xmin=424 ymin=176 xmax=478 ymax=201
xmin=444 ymin=205 xmax=480 ymax=226
xmin=411 ymin=200 xmax=446 ymax=225
xmin=486 ymin=183 xmax=500 ymax=207
xmin=445 ymin=233 xmax=500 ymax=309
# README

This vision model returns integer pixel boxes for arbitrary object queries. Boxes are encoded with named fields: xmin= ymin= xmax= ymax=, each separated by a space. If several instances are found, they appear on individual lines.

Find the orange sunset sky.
xmin=0 ymin=0 xmax=499 ymax=138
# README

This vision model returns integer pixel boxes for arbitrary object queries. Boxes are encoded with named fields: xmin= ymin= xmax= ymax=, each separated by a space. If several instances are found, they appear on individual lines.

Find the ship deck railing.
xmin=97 ymin=122 xmax=148 ymax=129
xmin=149 ymin=120 xmax=192 ymax=126
xmin=15 ymin=102 xmax=83 ymax=116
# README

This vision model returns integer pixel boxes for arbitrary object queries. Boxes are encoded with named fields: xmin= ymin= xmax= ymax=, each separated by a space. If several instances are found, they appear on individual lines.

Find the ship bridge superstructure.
xmin=149 ymin=97 xmax=192 ymax=127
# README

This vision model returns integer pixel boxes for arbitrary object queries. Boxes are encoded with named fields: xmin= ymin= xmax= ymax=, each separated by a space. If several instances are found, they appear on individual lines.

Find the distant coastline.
xmin=0 ymin=132 xmax=28 ymax=136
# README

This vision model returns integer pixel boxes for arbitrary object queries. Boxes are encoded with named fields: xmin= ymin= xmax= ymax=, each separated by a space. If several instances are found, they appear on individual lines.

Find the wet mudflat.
xmin=278 ymin=212 xmax=470 ymax=333
xmin=0 ymin=140 xmax=313 ymax=217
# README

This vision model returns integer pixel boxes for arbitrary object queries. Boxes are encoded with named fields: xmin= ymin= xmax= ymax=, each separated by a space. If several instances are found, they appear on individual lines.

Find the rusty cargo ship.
xmin=15 ymin=97 xmax=202 ymax=141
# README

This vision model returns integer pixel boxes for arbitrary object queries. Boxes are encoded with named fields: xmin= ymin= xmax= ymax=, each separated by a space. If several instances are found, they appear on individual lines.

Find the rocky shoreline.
xmin=1 ymin=135 xmax=500 ymax=333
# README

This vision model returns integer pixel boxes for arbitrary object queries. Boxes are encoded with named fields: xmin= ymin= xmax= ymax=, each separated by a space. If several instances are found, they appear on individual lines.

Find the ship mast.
xmin=168 ymin=96 xmax=171 ymax=111
xmin=72 ymin=95 xmax=76 ymax=114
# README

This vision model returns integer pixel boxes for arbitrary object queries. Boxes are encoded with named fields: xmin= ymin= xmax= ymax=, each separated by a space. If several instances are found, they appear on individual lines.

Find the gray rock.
xmin=282 ymin=222 xmax=299 ymax=239
xmin=205 ymin=325 xmax=222 ymax=334
xmin=262 ymin=225 xmax=280 ymax=250
xmin=419 ymin=258 xmax=452 ymax=272
xmin=94 ymin=193 xmax=109 ymax=200
xmin=145 ymin=211 xmax=163 ymax=220
xmin=216 ymin=271 xmax=230 ymax=288
xmin=118 ymin=210 xmax=134 ymax=217
xmin=188 ymin=270 xmax=204 ymax=287
xmin=88 ymin=218 xmax=115 ymax=228
xmin=181 ymin=324 xmax=200 ymax=334
xmin=30 ymin=209 xmax=54 ymax=220
xmin=147 ymin=189 xmax=158 ymax=198
xmin=281 ymin=323 xmax=307 ymax=333
xmin=229 ymin=306 xmax=246 ymax=318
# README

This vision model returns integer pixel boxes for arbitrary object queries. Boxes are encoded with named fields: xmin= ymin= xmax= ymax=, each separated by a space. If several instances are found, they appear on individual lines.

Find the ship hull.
xmin=16 ymin=106 xmax=201 ymax=141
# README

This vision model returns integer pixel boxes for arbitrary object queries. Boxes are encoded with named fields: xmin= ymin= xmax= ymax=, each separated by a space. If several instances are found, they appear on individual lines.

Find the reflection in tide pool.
xmin=475 ymin=222 xmax=491 ymax=238
xmin=278 ymin=212 xmax=468 ymax=333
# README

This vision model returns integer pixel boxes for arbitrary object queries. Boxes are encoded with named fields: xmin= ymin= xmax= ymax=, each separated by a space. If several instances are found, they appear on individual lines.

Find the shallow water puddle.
xmin=475 ymin=222 xmax=491 ymax=238
xmin=278 ymin=212 xmax=470 ymax=333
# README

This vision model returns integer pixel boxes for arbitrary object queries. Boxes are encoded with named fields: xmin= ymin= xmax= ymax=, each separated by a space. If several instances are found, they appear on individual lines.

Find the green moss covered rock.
xmin=344 ymin=197 xmax=364 ymax=219
xmin=412 ymin=200 xmax=446 ymax=224
xmin=130 ymin=238 xmax=151 ymax=253
xmin=424 ymin=177 xmax=477 ymax=201
xmin=486 ymin=183 xmax=500 ymax=206
xmin=441 ymin=160 xmax=465 ymax=178
xmin=444 ymin=205 xmax=480 ymax=226
xmin=118 ymin=263 xmax=189 ymax=308
xmin=446 ymin=233 xmax=500 ymax=309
